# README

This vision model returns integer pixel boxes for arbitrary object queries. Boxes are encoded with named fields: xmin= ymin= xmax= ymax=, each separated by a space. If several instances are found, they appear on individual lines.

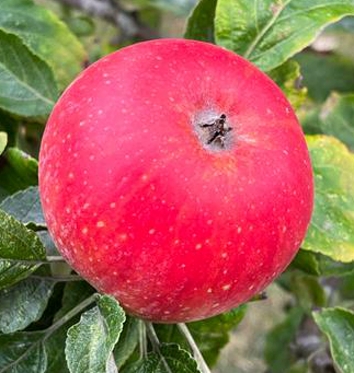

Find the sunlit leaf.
xmin=215 ymin=0 xmax=354 ymax=71
xmin=268 ymin=59 xmax=307 ymax=110
xmin=0 ymin=209 xmax=46 ymax=290
xmin=66 ymin=295 xmax=125 ymax=373
xmin=0 ymin=30 xmax=57 ymax=117
xmin=304 ymin=135 xmax=354 ymax=262
xmin=314 ymin=307 xmax=354 ymax=373
xmin=0 ymin=0 xmax=87 ymax=88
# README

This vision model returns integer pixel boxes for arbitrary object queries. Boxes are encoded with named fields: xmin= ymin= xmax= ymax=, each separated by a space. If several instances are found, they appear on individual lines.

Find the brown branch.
xmin=52 ymin=0 xmax=158 ymax=40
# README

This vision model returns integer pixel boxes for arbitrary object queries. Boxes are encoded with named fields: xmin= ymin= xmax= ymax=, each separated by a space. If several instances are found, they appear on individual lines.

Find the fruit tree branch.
xmin=52 ymin=0 xmax=158 ymax=40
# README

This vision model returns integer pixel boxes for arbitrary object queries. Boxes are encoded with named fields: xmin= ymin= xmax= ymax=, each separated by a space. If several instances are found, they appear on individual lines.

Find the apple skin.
xmin=39 ymin=39 xmax=313 ymax=323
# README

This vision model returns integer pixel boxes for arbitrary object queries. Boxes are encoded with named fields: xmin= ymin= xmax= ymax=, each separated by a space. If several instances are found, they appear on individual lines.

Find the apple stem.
xmin=139 ymin=320 xmax=148 ymax=359
xmin=177 ymin=323 xmax=212 ymax=373
xmin=145 ymin=321 xmax=173 ymax=373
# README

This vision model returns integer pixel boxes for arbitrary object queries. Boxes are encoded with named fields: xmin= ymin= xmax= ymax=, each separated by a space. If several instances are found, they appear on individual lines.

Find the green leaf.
xmin=0 ymin=132 xmax=7 ymax=155
xmin=0 ymin=186 xmax=45 ymax=227
xmin=304 ymin=135 xmax=354 ymax=262
xmin=288 ymin=361 xmax=308 ymax=373
xmin=66 ymin=295 xmax=126 ymax=373
xmin=65 ymin=15 xmax=95 ymax=38
xmin=0 ymin=110 xmax=19 ymax=148
xmin=0 ymin=0 xmax=87 ymax=89
xmin=327 ymin=15 xmax=354 ymax=32
xmin=123 ymin=343 xmax=200 ymax=373
xmin=295 ymin=52 xmax=354 ymax=102
xmin=291 ymin=249 xmax=354 ymax=277
xmin=0 ymin=331 xmax=47 ymax=373
xmin=264 ymin=307 xmax=304 ymax=373
xmin=268 ymin=60 xmax=307 ymax=110
xmin=0 ymin=291 xmax=96 ymax=373
xmin=317 ymin=255 xmax=354 ymax=276
xmin=0 ymin=30 xmax=57 ymax=118
xmin=156 ymin=305 xmax=247 ymax=367
xmin=214 ymin=0 xmax=354 ymax=71
xmin=291 ymin=273 xmax=327 ymax=310
xmin=0 ymin=147 xmax=38 ymax=200
xmin=114 ymin=316 xmax=140 ymax=369
xmin=184 ymin=0 xmax=217 ymax=42
xmin=315 ymin=92 xmax=354 ymax=151
xmin=313 ymin=307 xmax=354 ymax=373
xmin=0 ymin=277 xmax=55 ymax=333
xmin=291 ymin=249 xmax=321 ymax=276
xmin=0 ymin=209 xmax=46 ymax=290
xmin=45 ymin=282 xmax=96 ymax=373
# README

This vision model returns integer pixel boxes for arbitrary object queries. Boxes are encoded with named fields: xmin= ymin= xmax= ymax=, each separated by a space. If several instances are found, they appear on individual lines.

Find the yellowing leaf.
xmin=304 ymin=135 xmax=354 ymax=262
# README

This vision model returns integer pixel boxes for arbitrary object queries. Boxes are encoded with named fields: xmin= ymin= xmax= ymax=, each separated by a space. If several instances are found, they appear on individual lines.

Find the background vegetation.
xmin=1 ymin=0 xmax=354 ymax=372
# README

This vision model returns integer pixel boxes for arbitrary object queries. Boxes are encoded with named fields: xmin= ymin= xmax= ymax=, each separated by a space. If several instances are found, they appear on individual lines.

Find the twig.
xmin=177 ymin=323 xmax=211 ymax=373
xmin=3 ymin=256 xmax=66 ymax=265
xmin=52 ymin=0 xmax=158 ymax=40
xmin=145 ymin=322 xmax=173 ymax=373
xmin=139 ymin=319 xmax=148 ymax=359
xmin=46 ymin=255 xmax=67 ymax=262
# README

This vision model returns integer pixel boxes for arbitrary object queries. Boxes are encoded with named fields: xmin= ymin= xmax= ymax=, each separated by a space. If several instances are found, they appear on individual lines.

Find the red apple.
xmin=39 ymin=39 xmax=313 ymax=323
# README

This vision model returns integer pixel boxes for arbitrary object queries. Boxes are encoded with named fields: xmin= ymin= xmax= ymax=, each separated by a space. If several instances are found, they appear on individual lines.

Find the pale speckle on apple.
xmin=195 ymin=243 xmax=202 ymax=250
xmin=96 ymin=221 xmax=105 ymax=228
xmin=119 ymin=233 xmax=128 ymax=241
xmin=207 ymin=288 xmax=213 ymax=293
xmin=82 ymin=227 xmax=88 ymax=234
xmin=223 ymin=284 xmax=231 ymax=291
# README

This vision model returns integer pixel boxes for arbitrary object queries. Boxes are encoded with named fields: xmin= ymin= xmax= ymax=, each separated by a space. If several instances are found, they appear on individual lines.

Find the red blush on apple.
xmin=39 ymin=39 xmax=313 ymax=323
